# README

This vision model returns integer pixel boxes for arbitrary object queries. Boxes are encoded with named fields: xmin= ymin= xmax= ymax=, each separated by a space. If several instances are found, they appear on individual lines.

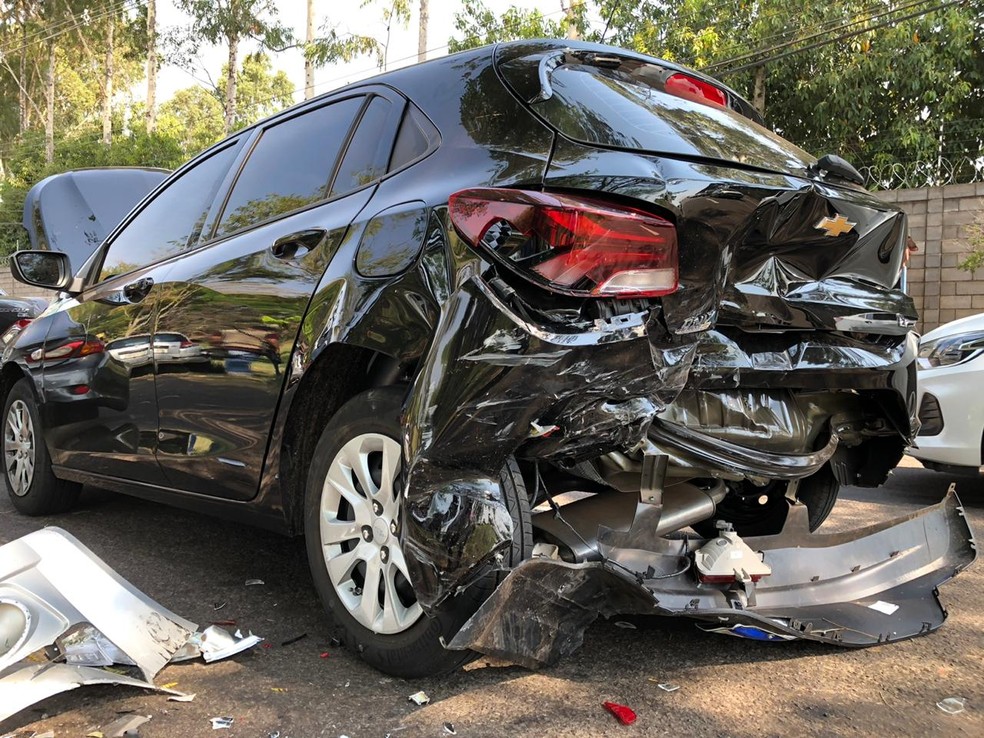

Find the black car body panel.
xmin=3 ymin=40 xmax=970 ymax=667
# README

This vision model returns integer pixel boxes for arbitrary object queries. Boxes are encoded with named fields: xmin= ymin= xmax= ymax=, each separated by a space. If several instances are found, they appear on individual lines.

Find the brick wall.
xmin=878 ymin=182 xmax=984 ymax=334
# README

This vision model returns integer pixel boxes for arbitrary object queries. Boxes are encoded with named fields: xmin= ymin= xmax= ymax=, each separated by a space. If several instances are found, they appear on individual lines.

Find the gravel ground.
xmin=1 ymin=458 xmax=981 ymax=738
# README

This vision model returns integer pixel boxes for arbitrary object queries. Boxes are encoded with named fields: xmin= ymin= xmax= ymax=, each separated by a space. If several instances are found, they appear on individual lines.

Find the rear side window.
xmin=388 ymin=105 xmax=439 ymax=171
xmin=509 ymin=61 xmax=815 ymax=176
xmin=330 ymin=96 xmax=393 ymax=197
xmin=216 ymin=97 xmax=363 ymax=237
xmin=100 ymin=143 xmax=239 ymax=280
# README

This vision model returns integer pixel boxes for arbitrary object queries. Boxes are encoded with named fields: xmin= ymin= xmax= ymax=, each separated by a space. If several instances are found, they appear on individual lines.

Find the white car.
xmin=909 ymin=312 xmax=984 ymax=475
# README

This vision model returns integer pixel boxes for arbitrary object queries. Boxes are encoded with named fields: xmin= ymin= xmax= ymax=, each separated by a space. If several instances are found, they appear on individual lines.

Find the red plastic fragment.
xmin=262 ymin=642 xmax=273 ymax=649
xmin=603 ymin=701 xmax=637 ymax=726
xmin=319 ymin=652 xmax=330 ymax=659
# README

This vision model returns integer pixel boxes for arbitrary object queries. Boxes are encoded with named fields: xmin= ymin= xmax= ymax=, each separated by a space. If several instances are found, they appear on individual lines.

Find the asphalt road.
xmin=1 ymin=460 xmax=981 ymax=738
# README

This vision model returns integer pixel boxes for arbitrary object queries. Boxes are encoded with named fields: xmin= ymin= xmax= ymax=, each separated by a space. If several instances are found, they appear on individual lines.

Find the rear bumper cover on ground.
xmin=448 ymin=490 xmax=976 ymax=668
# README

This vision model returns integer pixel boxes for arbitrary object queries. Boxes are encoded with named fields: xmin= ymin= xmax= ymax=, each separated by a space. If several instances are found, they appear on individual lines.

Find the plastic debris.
xmin=282 ymin=633 xmax=308 ymax=646
xmin=656 ymin=682 xmax=681 ymax=692
xmin=245 ymin=579 xmax=265 ymax=586
xmin=320 ymin=651 xmax=331 ymax=659
xmin=603 ymin=701 xmax=637 ymax=726
xmin=444 ymin=722 xmax=457 ymax=735
xmin=100 ymin=714 xmax=151 ymax=738
xmin=214 ymin=602 xmax=227 ymax=611
xmin=168 ymin=692 xmax=196 ymax=702
xmin=868 ymin=600 xmax=900 ymax=615
xmin=272 ymin=687 xmax=287 ymax=693
xmin=210 ymin=717 xmax=235 ymax=730
xmin=170 ymin=625 xmax=264 ymax=663
xmin=613 ymin=620 xmax=637 ymax=629
xmin=937 ymin=697 xmax=967 ymax=715
xmin=408 ymin=690 xmax=430 ymax=705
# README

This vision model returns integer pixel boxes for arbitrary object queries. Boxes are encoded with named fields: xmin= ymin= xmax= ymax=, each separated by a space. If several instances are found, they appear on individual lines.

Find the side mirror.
xmin=10 ymin=250 xmax=74 ymax=292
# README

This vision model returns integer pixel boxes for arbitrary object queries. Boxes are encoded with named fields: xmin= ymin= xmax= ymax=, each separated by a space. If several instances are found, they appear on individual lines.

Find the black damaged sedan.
xmin=2 ymin=41 xmax=972 ymax=677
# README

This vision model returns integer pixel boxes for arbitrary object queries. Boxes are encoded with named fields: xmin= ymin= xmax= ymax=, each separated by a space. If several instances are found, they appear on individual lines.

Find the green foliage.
xmin=957 ymin=221 xmax=984 ymax=276
xmin=448 ymin=0 xmax=567 ymax=52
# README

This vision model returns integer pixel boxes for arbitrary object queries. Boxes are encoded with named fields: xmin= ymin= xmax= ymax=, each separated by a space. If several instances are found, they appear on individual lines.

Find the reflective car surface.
xmin=2 ymin=41 xmax=970 ymax=679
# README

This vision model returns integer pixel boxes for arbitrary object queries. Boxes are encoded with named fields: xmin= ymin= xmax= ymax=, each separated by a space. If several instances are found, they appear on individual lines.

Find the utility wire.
xmin=711 ymin=0 xmax=967 ymax=76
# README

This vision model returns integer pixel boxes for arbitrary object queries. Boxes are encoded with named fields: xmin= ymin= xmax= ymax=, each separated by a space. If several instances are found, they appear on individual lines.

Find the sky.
xmin=153 ymin=0 xmax=573 ymax=104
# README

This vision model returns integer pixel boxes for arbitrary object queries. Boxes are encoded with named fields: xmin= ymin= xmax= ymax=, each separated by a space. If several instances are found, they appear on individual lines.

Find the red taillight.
xmin=28 ymin=338 xmax=105 ymax=363
xmin=12 ymin=319 xmax=32 ymax=331
xmin=179 ymin=340 xmax=194 ymax=348
xmin=448 ymin=188 xmax=678 ymax=298
xmin=665 ymin=73 xmax=728 ymax=109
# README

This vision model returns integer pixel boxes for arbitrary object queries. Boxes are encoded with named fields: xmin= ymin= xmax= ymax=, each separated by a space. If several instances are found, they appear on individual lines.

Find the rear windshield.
xmin=527 ymin=63 xmax=815 ymax=175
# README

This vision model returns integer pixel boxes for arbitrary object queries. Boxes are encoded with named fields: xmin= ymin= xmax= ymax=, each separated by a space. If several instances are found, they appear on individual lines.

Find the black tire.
xmin=304 ymin=386 xmax=531 ymax=678
xmin=692 ymin=464 xmax=840 ymax=538
xmin=2 ymin=377 xmax=81 ymax=515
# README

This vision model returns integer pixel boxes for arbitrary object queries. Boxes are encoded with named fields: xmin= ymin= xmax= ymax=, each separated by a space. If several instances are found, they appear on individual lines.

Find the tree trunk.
xmin=45 ymin=38 xmax=55 ymax=164
xmin=752 ymin=65 xmax=766 ymax=117
xmin=417 ymin=0 xmax=428 ymax=63
xmin=146 ymin=0 xmax=157 ymax=133
xmin=305 ymin=0 xmax=315 ymax=99
xmin=224 ymin=33 xmax=239 ymax=135
xmin=102 ymin=17 xmax=114 ymax=145
xmin=564 ymin=1 xmax=579 ymax=40
xmin=18 ymin=0 xmax=28 ymax=133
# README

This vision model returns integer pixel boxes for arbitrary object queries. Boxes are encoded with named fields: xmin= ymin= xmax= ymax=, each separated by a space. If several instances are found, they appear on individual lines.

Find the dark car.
xmin=2 ymin=41 xmax=972 ymax=677
xmin=0 ymin=288 xmax=45 ymax=342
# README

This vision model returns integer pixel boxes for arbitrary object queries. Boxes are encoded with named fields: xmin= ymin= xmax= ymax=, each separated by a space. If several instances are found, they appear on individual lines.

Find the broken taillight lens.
xmin=448 ymin=188 xmax=678 ymax=298
xmin=664 ymin=73 xmax=728 ymax=108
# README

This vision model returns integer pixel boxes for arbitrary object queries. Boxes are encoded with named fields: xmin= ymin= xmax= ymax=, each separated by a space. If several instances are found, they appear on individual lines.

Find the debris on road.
xmin=602 ymin=701 xmax=637 ymax=726
xmin=210 ymin=717 xmax=235 ymax=730
xmin=99 ymin=713 xmax=151 ymax=737
xmin=937 ymin=697 xmax=967 ymax=715
xmin=245 ymin=579 xmax=265 ymax=586
xmin=443 ymin=722 xmax=457 ymax=734
xmin=0 ymin=527 xmax=260 ymax=723
xmin=655 ymin=682 xmax=681 ymax=692
xmin=408 ymin=690 xmax=430 ymax=705
xmin=281 ymin=633 xmax=308 ymax=646
xmin=170 ymin=625 xmax=264 ymax=663
xmin=613 ymin=620 xmax=637 ymax=630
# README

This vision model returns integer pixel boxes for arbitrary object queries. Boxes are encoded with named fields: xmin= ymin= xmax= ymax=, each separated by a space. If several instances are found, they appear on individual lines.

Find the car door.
xmin=152 ymin=91 xmax=403 ymax=500
xmin=40 ymin=141 xmax=243 ymax=484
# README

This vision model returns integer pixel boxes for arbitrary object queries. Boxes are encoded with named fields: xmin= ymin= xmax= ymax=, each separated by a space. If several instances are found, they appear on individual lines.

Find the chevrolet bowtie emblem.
xmin=815 ymin=213 xmax=856 ymax=237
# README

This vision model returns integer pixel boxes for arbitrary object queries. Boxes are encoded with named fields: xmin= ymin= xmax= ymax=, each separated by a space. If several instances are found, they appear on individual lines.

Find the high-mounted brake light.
xmin=448 ymin=188 xmax=678 ymax=298
xmin=665 ymin=73 xmax=728 ymax=109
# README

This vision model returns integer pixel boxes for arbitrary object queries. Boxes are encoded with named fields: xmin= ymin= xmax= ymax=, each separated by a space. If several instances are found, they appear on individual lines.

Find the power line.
xmin=0 ymin=0 xmax=141 ymax=59
xmin=711 ymin=0 xmax=967 ymax=76
xmin=701 ymin=0 xmax=941 ymax=73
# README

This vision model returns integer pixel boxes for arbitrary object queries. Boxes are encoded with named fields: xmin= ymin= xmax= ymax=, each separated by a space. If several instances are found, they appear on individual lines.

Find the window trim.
xmin=209 ymin=91 xmax=396 ymax=242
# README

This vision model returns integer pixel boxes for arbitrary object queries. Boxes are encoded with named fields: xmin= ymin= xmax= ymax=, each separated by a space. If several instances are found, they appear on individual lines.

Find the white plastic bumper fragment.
xmin=0 ymin=527 xmax=197 ymax=722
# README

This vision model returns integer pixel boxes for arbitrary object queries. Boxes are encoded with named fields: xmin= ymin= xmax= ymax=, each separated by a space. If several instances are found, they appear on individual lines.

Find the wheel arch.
xmin=276 ymin=341 xmax=413 ymax=535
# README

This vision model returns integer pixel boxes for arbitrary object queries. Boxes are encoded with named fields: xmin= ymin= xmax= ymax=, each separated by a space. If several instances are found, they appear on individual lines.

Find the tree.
xmin=216 ymin=52 xmax=294 ymax=131
xmin=146 ymin=0 xmax=158 ymax=133
xmin=418 ymin=0 xmax=428 ymax=62
xmin=448 ymin=0 xmax=567 ymax=53
xmin=156 ymin=86 xmax=225 ymax=155
xmin=175 ymin=1 xmax=293 ymax=136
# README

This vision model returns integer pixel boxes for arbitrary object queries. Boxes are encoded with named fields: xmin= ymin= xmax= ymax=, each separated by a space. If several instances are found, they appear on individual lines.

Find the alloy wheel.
xmin=4 ymin=400 xmax=36 ymax=497
xmin=319 ymin=433 xmax=422 ymax=634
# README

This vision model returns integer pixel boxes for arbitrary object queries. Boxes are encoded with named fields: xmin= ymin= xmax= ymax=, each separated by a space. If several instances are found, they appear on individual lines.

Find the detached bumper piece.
xmin=0 ymin=527 xmax=262 ymax=723
xmin=448 ymin=490 xmax=976 ymax=669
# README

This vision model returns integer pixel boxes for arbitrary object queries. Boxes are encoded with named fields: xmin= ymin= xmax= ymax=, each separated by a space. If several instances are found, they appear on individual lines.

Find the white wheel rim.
xmin=4 ymin=400 xmax=35 ymax=497
xmin=320 ymin=433 xmax=423 ymax=634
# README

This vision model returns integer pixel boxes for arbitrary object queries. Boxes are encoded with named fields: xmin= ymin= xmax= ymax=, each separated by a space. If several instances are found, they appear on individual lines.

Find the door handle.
xmin=270 ymin=229 xmax=327 ymax=260
xmin=123 ymin=277 xmax=154 ymax=303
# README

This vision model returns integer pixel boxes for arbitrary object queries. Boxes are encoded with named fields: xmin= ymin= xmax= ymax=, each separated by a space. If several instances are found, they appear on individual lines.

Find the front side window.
xmin=99 ymin=144 xmax=239 ymax=281
xmin=215 ymin=97 xmax=364 ymax=237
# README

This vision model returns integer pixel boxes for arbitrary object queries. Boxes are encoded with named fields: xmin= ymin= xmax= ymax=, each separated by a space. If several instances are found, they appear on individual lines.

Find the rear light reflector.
xmin=448 ymin=188 xmax=678 ymax=298
xmin=665 ymin=73 xmax=728 ymax=109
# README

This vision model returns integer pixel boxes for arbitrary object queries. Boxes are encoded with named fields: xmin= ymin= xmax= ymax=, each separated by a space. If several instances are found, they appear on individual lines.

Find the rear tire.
xmin=693 ymin=464 xmax=840 ymax=537
xmin=304 ymin=386 xmax=531 ymax=678
xmin=3 ymin=377 xmax=81 ymax=515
